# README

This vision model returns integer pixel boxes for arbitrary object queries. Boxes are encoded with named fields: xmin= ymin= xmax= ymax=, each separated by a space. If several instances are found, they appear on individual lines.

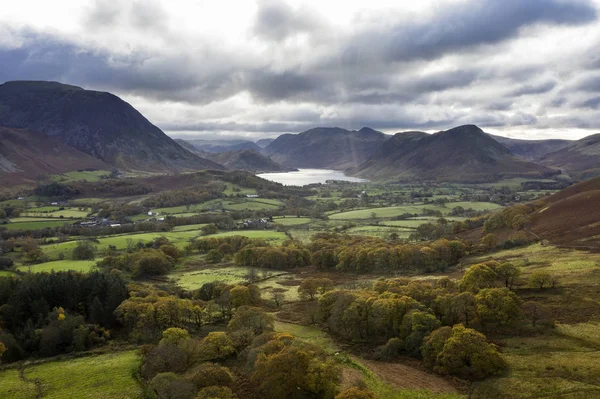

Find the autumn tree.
xmin=270 ymin=288 xmax=287 ymax=307
xmin=198 ymin=332 xmax=235 ymax=361
xmin=480 ymin=233 xmax=498 ymax=251
xmin=188 ymin=362 xmax=233 ymax=390
xmin=422 ymin=324 xmax=507 ymax=380
xmin=495 ymin=262 xmax=521 ymax=289
xmin=529 ymin=271 xmax=555 ymax=289
xmin=196 ymin=386 xmax=237 ymax=399
xmin=459 ymin=262 xmax=498 ymax=293
xmin=475 ymin=288 xmax=522 ymax=326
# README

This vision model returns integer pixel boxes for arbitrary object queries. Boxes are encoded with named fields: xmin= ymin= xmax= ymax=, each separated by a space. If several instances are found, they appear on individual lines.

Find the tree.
xmin=270 ymin=288 xmax=287 ymax=307
xmin=298 ymin=278 xmax=333 ymax=300
xmin=189 ymin=362 xmax=233 ymax=389
xmin=229 ymin=286 xmax=251 ymax=309
xmin=422 ymin=324 xmax=506 ymax=381
xmin=160 ymin=328 xmax=190 ymax=346
xmin=481 ymin=233 xmax=498 ymax=251
xmin=196 ymin=386 xmax=237 ymax=399
xmin=72 ymin=240 xmax=96 ymax=260
xmin=228 ymin=307 xmax=274 ymax=335
xmin=335 ymin=387 xmax=376 ymax=399
xmin=198 ymin=332 xmax=235 ymax=361
xmin=0 ymin=341 xmax=6 ymax=363
xmin=522 ymin=301 xmax=552 ymax=326
xmin=251 ymin=344 xmax=339 ymax=399
xmin=459 ymin=263 xmax=498 ymax=293
xmin=529 ymin=271 xmax=555 ymax=289
xmin=475 ymin=288 xmax=522 ymax=326
xmin=0 ymin=256 xmax=14 ymax=270
xmin=150 ymin=372 xmax=196 ymax=399
xmin=206 ymin=250 xmax=224 ymax=264
xmin=495 ymin=262 xmax=520 ymax=289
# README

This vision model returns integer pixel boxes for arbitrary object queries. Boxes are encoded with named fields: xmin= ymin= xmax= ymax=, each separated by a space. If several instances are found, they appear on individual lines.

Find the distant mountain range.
xmin=0 ymin=81 xmax=222 ymax=177
xmin=538 ymin=134 xmax=600 ymax=180
xmin=349 ymin=125 xmax=557 ymax=182
xmin=263 ymin=127 xmax=388 ymax=169
xmin=174 ymin=139 xmax=289 ymax=173
xmin=1 ymin=80 xmax=598 ymax=185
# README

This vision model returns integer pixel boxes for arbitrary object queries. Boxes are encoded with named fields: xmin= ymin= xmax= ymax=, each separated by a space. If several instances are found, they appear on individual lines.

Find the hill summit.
xmin=0 ymin=81 xmax=221 ymax=172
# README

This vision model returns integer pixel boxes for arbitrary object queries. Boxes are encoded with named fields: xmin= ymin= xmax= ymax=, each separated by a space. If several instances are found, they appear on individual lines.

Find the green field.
xmin=329 ymin=202 xmax=502 ymax=220
xmin=152 ymin=198 xmax=283 ymax=215
xmin=346 ymin=225 xmax=413 ymax=239
xmin=22 ymin=207 xmax=89 ymax=218
xmin=171 ymin=266 xmax=267 ymax=290
xmin=0 ymin=351 xmax=143 ymax=399
xmin=17 ymin=260 xmax=97 ymax=274
xmin=0 ymin=270 xmax=16 ymax=277
xmin=50 ymin=170 xmax=111 ymax=182
xmin=381 ymin=216 xmax=467 ymax=228
xmin=172 ymin=223 xmax=209 ymax=231
xmin=272 ymin=217 xmax=312 ymax=226
xmin=40 ymin=229 xmax=288 ymax=260
xmin=3 ymin=220 xmax=73 ymax=230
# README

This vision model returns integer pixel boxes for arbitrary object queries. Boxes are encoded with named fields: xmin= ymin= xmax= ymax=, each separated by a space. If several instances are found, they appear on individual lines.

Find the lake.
xmin=257 ymin=168 xmax=369 ymax=186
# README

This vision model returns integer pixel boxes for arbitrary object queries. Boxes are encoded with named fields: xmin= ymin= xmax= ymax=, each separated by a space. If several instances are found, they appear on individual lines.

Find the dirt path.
xmin=358 ymin=357 xmax=459 ymax=394
xmin=19 ymin=365 xmax=44 ymax=399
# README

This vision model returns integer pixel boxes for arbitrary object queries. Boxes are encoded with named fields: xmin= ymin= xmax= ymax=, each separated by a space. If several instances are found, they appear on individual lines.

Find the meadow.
xmin=328 ymin=202 xmax=502 ymax=220
xmin=272 ymin=216 xmax=312 ymax=226
xmin=0 ymin=351 xmax=143 ymax=399
xmin=40 ymin=229 xmax=288 ymax=260
xmin=50 ymin=170 xmax=111 ymax=182
xmin=150 ymin=198 xmax=283 ymax=215
xmin=17 ymin=259 xmax=97 ymax=274
xmin=3 ymin=220 xmax=73 ymax=230
xmin=171 ymin=265 xmax=283 ymax=291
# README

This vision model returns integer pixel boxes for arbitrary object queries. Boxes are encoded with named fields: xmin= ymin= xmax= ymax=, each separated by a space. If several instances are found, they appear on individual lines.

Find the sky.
xmin=2 ymin=0 xmax=600 ymax=141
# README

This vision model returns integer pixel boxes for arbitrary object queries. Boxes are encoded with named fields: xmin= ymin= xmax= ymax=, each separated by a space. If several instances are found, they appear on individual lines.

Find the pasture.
xmin=40 ymin=229 xmax=288 ymax=260
xmin=272 ymin=216 xmax=312 ymax=226
xmin=328 ymin=202 xmax=502 ymax=220
xmin=151 ymin=198 xmax=283 ymax=215
xmin=3 ymin=220 xmax=73 ymax=230
xmin=17 ymin=260 xmax=97 ymax=274
xmin=50 ymin=170 xmax=111 ymax=182
xmin=171 ymin=266 xmax=272 ymax=290
xmin=0 ymin=351 xmax=143 ymax=399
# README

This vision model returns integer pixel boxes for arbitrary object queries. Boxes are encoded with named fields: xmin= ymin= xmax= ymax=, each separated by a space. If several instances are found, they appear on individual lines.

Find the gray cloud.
xmin=1 ymin=0 xmax=599 ymax=139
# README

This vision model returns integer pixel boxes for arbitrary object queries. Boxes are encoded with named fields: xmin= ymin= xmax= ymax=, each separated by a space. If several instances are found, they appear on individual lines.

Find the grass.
xmin=40 ymin=229 xmax=288 ymax=260
xmin=8 ymin=217 xmax=60 ymax=222
xmin=12 ymin=351 xmax=143 ymax=399
xmin=0 ymin=270 xmax=16 ymax=277
xmin=172 ymin=223 xmax=209 ymax=231
xmin=3 ymin=220 xmax=73 ymax=230
xmin=17 ymin=260 xmax=97 ymax=274
xmin=329 ymin=202 xmax=502 ymax=220
xmin=151 ymin=198 xmax=283 ymax=215
xmin=467 ymin=244 xmax=600 ymax=398
xmin=0 ymin=369 xmax=37 ymax=399
xmin=273 ymin=322 xmax=464 ymax=399
xmin=272 ymin=217 xmax=312 ymax=226
xmin=22 ymin=208 xmax=89 ymax=218
xmin=50 ymin=170 xmax=111 ymax=182
xmin=171 ymin=266 xmax=264 ymax=290
xmin=346 ymin=225 xmax=413 ymax=239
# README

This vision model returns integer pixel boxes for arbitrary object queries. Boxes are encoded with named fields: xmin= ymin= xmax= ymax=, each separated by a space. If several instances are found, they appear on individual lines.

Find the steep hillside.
xmin=530 ymin=176 xmax=600 ymax=249
xmin=0 ymin=127 xmax=109 ymax=183
xmin=264 ymin=127 xmax=388 ymax=169
xmin=538 ymin=134 xmax=600 ymax=179
xmin=0 ymin=81 xmax=222 ymax=172
xmin=352 ymin=125 xmax=557 ymax=182
xmin=256 ymin=138 xmax=275 ymax=148
xmin=489 ymin=134 xmax=572 ymax=161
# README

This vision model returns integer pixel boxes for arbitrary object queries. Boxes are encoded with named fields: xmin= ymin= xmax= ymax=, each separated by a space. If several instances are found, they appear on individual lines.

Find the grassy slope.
xmin=17 ymin=260 xmax=97 ymax=274
xmin=0 ymin=351 xmax=143 ymax=399
xmin=467 ymin=244 xmax=600 ymax=398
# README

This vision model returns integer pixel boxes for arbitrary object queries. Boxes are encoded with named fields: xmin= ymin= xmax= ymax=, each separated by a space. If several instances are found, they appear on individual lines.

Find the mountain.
xmin=184 ymin=139 xmax=262 ymax=153
xmin=489 ymin=134 xmax=572 ymax=161
xmin=351 ymin=125 xmax=557 ymax=182
xmin=175 ymin=139 xmax=288 ymax=172
xmin=204 ymin=149 xmax=293 ymax=173
xmin=538 ymin=133 xmax=600 ymax=179
xmin=256 ymin=138 xmax=275 ymax=148
xmin=0 ymin=81 xmax=222 ymax=172
xmin=530 ymin=176 xmax=600 ymax=249
xmin=264 ymin=127 xmax=388 ymax=169
xmin=0 ymin=127 xmax=109 ymax=184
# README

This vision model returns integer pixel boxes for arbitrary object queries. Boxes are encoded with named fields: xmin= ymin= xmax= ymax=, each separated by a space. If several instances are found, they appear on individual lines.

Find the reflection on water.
xmin=257 ymin=168 xmax=369 ymax=186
